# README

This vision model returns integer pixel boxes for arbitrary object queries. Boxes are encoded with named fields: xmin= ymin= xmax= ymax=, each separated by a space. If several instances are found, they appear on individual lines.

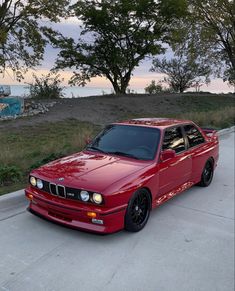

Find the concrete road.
xmin=0 ymin=131 xmax=234 ymax=291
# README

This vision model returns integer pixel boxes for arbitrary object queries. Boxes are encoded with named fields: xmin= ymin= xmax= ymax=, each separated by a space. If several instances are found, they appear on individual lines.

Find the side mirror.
xmin=160 ymin=149 xmax=176 ymax=162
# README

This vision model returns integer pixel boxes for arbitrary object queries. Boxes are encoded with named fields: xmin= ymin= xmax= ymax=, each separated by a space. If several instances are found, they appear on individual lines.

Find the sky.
xmin=1 ymin=19 xmax=233 ymax=93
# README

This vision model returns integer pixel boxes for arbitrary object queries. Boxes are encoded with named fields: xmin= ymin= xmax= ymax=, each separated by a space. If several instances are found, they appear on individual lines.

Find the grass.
xmin=179 ymin=94 xmax=235 ymax=112
xmin=0 ymin=119 xmax=100 ymax=195
xmin=178 ymin=107 xmax=235 ymax=129
xmin=0 ymin=93 xmax=234 ymax=195
xmin=120 ymin=94 xmax=235 ymax=129
xmin=121 ymin=107 xmax=235 ymax=129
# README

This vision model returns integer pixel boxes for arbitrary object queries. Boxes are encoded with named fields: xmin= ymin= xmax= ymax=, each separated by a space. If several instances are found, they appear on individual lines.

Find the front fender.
xmin=103 ymin=164 xmax=159 ymax=208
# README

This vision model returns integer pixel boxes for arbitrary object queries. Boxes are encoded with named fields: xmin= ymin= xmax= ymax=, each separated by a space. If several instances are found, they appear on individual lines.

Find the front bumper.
xmin=25 ymin=188 xmax=127 ymax=234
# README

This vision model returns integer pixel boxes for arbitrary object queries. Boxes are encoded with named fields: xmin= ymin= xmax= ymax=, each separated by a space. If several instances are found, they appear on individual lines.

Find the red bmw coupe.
xmin=25 ymin=118 xmax=219 ymax=233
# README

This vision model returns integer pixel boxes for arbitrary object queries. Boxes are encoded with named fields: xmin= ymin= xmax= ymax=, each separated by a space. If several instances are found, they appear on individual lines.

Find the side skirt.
xmin=154 ymin=181 xmax=195 ymax=207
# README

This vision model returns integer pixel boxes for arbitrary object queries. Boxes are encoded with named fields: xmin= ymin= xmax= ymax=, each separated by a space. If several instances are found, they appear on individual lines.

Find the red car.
xmin=25 ymin=118 xmax=219 ymax=233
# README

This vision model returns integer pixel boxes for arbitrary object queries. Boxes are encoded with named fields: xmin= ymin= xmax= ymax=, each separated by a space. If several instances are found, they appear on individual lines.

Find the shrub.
xmin=145 ymin=80 xmax=163 ymax=94
xmin=0 ymin=165 xmax=22 ymax=186
xmin=29 ymin=153 xmax=65 ymax=170
xmin=28 ymin=73 xmax=64 ymax=99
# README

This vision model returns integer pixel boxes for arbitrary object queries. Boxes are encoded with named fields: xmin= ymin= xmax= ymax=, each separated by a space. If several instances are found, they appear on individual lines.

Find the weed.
xmin=0 ymin=165 xmax=22 ymax=186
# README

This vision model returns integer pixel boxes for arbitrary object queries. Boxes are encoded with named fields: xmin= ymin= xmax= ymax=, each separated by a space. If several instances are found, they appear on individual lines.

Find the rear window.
xmin=184 ymin=124 xmax=205 ymax=148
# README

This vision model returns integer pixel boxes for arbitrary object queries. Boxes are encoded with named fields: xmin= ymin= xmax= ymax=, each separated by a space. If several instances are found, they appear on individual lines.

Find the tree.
xmin=152 ymin=54 xmax=211 ymax=93
xmin=145 ymin=80 xmax=163 ymax=94
xmin=0 ymin=0 xmax=70 ymax=80
xmin=171 ymin=0 xmax=235 ymax=86
xmin=51 ymin=0 xmax=187 ymax=94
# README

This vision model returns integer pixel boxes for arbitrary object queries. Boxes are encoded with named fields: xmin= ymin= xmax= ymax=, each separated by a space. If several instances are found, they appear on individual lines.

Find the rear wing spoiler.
xmin=201 ymin=128 xmax=218 ymax=139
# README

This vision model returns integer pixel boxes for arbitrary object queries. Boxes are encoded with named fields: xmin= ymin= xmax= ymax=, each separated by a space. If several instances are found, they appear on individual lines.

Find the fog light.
xmin=87 ymin=212 xmax=97 ymax=218
xmin=92 ymin=219 xmax=104 ymax=225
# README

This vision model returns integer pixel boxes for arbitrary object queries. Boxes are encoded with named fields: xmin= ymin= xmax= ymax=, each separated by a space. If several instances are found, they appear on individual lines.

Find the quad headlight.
xmin=80 ymin=190 xmax=90 ymax=202
xmin=93 ymin=193 xmax=103 ymax=204
xmin=36 ymin=179 xmax=43 ymax=189
xmin=29 ymin=176 xmax=43 ymax=189
xmin=29 ymin=176 xmax=103 ymax=204
xmin=29 ymin=176 xmax=37 ymax=187
xmin=80 ymin=191 xmax=103 ymax=204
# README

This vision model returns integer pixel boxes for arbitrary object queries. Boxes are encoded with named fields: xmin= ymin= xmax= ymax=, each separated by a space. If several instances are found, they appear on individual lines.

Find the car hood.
xmin=32 ymin=151 xmax=150 ymax=193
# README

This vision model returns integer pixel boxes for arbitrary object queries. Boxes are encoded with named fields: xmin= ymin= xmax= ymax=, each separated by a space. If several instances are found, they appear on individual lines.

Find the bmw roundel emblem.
xmin=58 ymin=177 xmax=64 ymax=181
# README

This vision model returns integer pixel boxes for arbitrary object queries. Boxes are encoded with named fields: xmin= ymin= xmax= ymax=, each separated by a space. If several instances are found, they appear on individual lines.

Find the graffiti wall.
xmin=0 ymin=97 xmax=24 ymax=117
xmin=0 ymin=85 xmax=24 ymax=117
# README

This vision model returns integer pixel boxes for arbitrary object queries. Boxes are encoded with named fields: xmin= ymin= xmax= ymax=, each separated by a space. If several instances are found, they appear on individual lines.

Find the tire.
xmin=198 ymin=159 xmax=214 ymax=187
xmin=125 ymin=189 xmax=151 ymax=232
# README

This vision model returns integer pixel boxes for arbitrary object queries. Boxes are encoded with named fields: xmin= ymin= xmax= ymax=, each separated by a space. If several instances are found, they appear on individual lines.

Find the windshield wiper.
xmin=107 ymin=151 xmax=140 ymax=160
xmin=87 ymin=147 xmax=141 ymax=160
xmin=86 ymin=146 xmax=107 ymax=154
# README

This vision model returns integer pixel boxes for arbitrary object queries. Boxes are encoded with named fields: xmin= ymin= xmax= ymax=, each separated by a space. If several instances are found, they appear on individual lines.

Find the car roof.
xmin=115 ymin=118 xmax=192 ymax=129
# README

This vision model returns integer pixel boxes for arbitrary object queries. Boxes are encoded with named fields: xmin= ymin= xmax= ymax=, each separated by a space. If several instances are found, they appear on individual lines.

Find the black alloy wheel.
xmin=125 ymin=189 xmax=151 ymax=232
xmin=198 ymin=159 xmax=214 ymax=187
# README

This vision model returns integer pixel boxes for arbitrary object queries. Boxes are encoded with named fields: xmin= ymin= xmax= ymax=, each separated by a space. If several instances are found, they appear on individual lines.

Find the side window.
xmin=184 ymin=124 xmax=205 ymax=148
xmin=162 ymin=127 xmax=186 ymax=153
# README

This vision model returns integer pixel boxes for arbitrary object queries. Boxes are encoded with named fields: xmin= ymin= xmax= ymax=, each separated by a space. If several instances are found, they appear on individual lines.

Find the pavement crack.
xmin=0 ymin=210 xmax=26 ymax=222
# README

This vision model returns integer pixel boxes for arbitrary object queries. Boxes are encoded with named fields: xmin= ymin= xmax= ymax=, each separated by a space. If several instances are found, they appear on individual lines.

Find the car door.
xmin=158 ymin=126 xmax=192 ymax=196
xmin=183 ymin=124 xmax=207 ymax=181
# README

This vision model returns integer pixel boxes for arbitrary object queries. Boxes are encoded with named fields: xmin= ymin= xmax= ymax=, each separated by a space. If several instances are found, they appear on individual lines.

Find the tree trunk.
xmin=111 ymin=80 xmax=127 ymax=95
xmin=112 ymin=83 xmax=122 ymax=94
xmin=120 ymin=83 xmax=128 ymax=94
xmin=120 ymin=73 xmax=131 ymax=95
xmin=109 ymin=79 xmax=121 ymax=94
xmin=109 ymin=72 xmax=131 ymax=95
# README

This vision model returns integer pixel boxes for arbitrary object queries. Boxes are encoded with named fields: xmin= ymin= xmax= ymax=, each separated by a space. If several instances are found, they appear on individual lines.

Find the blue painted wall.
xmin=0 ymin=97 xmax=24 ymax=117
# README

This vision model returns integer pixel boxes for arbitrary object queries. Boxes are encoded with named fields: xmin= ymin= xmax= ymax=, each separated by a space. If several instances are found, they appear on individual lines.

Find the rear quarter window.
xmin=184 ymin=124 xmax=205 ymax=148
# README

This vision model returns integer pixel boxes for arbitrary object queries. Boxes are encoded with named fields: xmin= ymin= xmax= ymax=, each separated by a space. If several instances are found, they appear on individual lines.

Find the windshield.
xmin=86 ymin=124 xmax=160 ymax=160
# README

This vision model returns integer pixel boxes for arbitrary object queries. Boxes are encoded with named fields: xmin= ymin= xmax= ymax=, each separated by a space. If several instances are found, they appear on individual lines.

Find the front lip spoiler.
xmin=27 ymin=207 xmax=111 ymax=235
xmin=100 ymin=207 xmax=126 ymax=216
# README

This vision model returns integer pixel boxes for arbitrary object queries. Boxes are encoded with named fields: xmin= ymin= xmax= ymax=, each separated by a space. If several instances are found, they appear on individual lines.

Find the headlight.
xmin=93 ymin=193 xmax=103 ymax=204
xmin=30 ymin=176 xmax=37 ymax=187
xmin=80 ymin=190 xmax=90 ymax=202
xmin=36 ymin=179 xmax=43 ymax=189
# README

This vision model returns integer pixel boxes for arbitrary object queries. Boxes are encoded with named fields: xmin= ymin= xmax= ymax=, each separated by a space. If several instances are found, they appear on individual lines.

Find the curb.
xmin=217 ymin=126 xmax=235 ymax=136
xmin=0 ymin=189 xmax=24 ymax=201
xmin=1 ymin=126 xmax=234 ymax=199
